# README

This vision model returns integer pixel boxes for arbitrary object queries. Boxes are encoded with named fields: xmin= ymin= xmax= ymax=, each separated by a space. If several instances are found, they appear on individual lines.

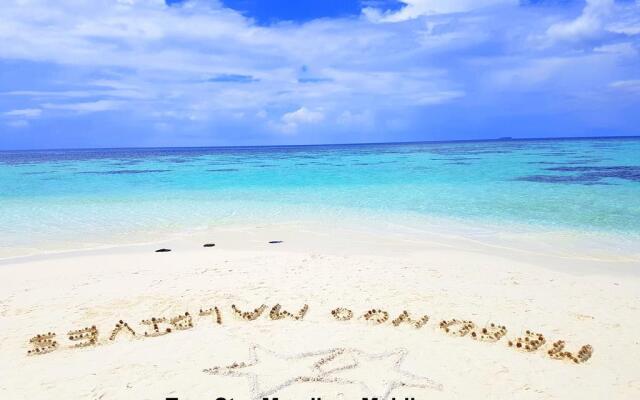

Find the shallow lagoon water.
xmin=1 ymin=137 xmax=639 ymax=256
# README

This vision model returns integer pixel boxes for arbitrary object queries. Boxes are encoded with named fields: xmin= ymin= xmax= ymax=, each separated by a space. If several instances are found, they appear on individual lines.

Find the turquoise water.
xmin=1 ymin=138 xmax=639 ymax=254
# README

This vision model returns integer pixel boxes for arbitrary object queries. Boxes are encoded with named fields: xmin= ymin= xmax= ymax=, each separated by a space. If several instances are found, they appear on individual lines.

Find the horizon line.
xmin=2 ymin=134 xmax=639 ymax=153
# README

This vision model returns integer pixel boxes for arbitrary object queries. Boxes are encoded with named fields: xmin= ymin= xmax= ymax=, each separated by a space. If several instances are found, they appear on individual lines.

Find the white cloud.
xmin=594 ymin=42 xmax=638 ymax=57
xmin=0 ymin=0 xmax=470 ymax=124
xmin=43 ymin=100 xmax=122 ymax=113
xmin=609 ymin=79 xmax=640 ymax=93
xmin=0 ymin=0 xmax=637 ymax=144
xmin=546 ymin=0 xmax=614 ymax=42
xmin=3 ymin=108 xmax=42 ymax=118
xmin=364 ymin=0 xmax=516 ymax=22
xmin=282 ymin=107 xmax=325 ymax=124
xmin=607 ymin=1 xmax=640 ymax=36
xmin=2 ymin=88 xmax=147 ymax=100
xmin=273 ymin=106 xmax=325 ymax=134
xmin=414 ymin=90 xmax=465 ymax=105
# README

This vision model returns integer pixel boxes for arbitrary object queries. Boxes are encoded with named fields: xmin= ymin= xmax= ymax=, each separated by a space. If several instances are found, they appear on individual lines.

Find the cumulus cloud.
xmin=0 ymin=0 xmax=638 ymax=147
xmin=282 ymin=107 xmax=325 ymax=124
xmin=273 ymin=107 xmax=325 ymax=134
xmin=0 ymin=0 xmax=465 ymax=124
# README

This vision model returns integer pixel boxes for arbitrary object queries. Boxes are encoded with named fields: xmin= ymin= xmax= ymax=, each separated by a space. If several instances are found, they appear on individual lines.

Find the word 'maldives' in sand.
xmin=26 ymin=303 xmax=593 ymax=364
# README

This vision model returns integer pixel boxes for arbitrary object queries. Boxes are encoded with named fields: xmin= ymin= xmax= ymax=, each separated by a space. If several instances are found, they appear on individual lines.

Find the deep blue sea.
xmin=1 ymin=137 xmax=639 ymax=256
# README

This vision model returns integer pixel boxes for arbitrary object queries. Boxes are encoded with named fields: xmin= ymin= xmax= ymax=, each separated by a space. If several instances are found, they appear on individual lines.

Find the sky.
xmin=0 ymin=0 xmax=639 ymax=149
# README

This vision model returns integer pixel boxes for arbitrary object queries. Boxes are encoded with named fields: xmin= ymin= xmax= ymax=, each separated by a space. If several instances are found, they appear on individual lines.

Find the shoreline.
xmin=3 ymin=212 xmax=640 ymax=266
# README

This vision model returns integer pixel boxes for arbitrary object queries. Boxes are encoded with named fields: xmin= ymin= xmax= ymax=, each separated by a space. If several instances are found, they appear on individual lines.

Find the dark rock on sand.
xmin=155 ymin=248 xmax=171 ymax=253
xmin=203 ymin=243 xmax=216 ymax=247
xmin=269 ymin=240 xmax=283 ymax=244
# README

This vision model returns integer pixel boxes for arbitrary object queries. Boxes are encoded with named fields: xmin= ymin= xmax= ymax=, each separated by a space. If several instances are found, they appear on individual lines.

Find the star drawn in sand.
xmin=324 ymin=348 xmax=444 ymax=400
xmin=203 ymin=345 xmax=358 ymax=400
xmin=204 ymin=345 xmax=443 ymax=400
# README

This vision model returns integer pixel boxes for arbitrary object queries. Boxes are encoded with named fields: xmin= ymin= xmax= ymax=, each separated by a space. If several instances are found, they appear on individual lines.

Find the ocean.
xmin=1 ymin=137 xmax=639 ymax=257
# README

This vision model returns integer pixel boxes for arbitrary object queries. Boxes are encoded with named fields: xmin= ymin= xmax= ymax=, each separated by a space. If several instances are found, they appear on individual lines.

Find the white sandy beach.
xmin=1 ymin=221 xmax=639 ymax=400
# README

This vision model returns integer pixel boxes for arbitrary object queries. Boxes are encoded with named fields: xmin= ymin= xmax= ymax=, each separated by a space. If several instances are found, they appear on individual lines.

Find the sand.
xmin=1 ymin=221 xmax=639 ymax=400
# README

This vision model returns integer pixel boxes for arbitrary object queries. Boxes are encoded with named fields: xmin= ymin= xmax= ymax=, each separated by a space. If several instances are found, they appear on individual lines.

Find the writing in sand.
xmin=26 ymin=303 xmax=593 ymax=364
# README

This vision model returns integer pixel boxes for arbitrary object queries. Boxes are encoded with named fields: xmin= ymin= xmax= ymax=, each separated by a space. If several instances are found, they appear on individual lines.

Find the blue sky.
xmin=0 ymin=0 xmax=639 ymax=149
